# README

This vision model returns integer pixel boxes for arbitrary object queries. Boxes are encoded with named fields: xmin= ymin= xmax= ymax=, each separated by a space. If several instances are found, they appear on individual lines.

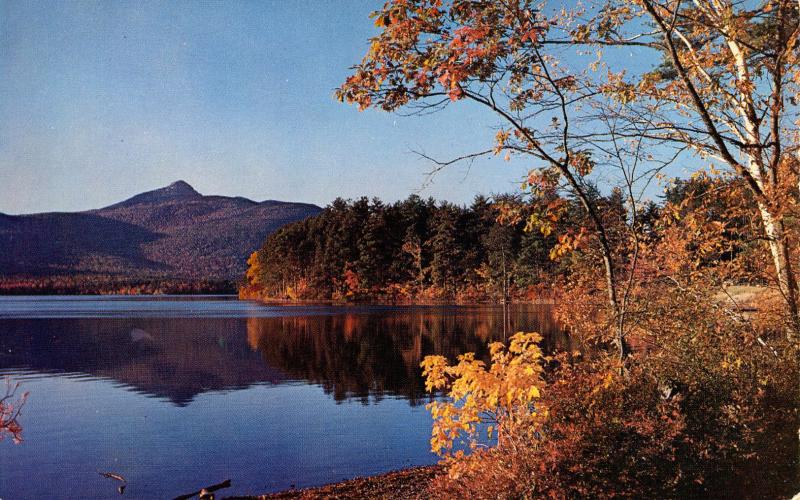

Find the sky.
xmin=0 ymin=0 xmax=539 ymax=214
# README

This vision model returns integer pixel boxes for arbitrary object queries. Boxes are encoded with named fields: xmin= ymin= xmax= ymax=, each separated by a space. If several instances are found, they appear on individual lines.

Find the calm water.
xmin=0 ymin=296 xmax=563 ymax=499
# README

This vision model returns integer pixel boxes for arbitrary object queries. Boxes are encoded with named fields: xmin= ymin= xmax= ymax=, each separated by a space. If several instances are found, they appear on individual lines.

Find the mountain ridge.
xmin=0 ymin=181 xmax=322 ymax=281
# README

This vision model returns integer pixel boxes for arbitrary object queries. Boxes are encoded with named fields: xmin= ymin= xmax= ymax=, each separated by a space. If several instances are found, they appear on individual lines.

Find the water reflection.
xmin=0 ymin=317 xmax=285 ymax=406
xmin=0 ymin=305 xmax=563 ymax=406
xmin=247 ymin=306 xmax=565 ymax=404
xmin=0 ymin=379 xmax=26 ymax=443
xmin=0 ymin=299 xmax=567 ymax=498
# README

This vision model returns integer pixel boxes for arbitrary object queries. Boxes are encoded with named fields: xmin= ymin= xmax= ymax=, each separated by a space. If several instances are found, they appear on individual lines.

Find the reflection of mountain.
xmin=0 ymin=305 xmax=563 ymax=406
xmin=0 ymin=317 xmax=285 ymax=406
xmin=246 ymin=306 xmax=565 ymax=404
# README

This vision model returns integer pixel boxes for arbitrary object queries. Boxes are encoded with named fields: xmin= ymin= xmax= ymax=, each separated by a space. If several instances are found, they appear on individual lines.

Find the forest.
xmin=242 ymin=189 xmax=661 ymax=302
xmin=243 ymin=194 xmax=551 ymax=301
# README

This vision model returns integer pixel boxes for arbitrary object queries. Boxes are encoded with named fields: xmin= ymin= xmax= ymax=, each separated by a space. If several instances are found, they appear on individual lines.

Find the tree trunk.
xmin=557 ymin=164 xmax=629 ymax=367
xmin=757 ymin=201 xmax=800 ymax=339
xmin=577 ymin=192 xmax=628 ymax=367
xmin=599 ymin=240 xmax=629 ymax=368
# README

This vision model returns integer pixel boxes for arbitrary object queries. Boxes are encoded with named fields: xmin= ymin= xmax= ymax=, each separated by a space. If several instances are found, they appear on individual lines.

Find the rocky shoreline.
xmin=229 ymin=466 xmax=440 ymax=500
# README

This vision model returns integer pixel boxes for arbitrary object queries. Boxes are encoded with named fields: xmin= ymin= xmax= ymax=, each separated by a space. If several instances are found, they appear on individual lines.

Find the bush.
xmin=423 ymin=323 xmax=799 ymax=499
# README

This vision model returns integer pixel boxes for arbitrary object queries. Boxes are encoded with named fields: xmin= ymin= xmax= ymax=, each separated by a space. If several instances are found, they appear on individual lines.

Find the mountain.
xmin=0 ymin=181 xmax=321 ymax=280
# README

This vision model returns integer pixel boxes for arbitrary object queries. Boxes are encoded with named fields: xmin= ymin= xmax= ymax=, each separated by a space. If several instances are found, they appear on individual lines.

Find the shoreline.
xmin=251 ymin=297 xmax=559 ymax=306
xmin=228 ymin=466 xmax=441 ymax=500
xmin=0 ymin=278 xmax=237 ymax=296
xmin=239 ymin=289 xmax=560 ymax=306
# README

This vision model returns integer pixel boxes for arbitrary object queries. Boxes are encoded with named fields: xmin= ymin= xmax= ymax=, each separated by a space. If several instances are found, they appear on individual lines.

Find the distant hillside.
xmin=0 ymin=181 xmax=321 ymax=281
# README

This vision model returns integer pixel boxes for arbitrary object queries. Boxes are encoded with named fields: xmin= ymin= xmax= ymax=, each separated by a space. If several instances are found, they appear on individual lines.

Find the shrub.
xmin=423 ymin=324 xmax=799 ymax=499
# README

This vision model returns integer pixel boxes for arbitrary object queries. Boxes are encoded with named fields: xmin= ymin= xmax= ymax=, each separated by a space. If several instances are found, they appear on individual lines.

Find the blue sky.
xmin=0 ymin=1 xmax=538 ymax=214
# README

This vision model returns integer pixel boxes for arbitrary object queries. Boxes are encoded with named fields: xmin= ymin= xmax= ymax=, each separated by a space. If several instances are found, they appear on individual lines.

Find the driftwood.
xmin=173 ymin=479 xmax=232 ymax=500
xmin=98 ymin=471 xmax=127 ymax=494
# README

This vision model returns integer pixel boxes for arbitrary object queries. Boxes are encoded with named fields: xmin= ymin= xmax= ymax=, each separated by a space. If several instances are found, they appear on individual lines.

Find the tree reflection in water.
xmin=0 ymin=379 xmax=27 ymax=443
xmin=247 ymin=305 xmax=566 ymax=404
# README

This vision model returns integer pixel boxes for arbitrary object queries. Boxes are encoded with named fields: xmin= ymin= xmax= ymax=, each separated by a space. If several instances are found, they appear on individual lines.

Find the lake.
xmin=0 ymin=296 xmax=563 ymax=499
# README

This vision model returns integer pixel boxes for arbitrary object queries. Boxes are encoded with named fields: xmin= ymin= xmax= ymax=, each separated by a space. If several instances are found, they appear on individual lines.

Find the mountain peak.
xmin=162 ymin=180 xmax=200 ymax=197
xmin=106 ymin=180 xmax=202 ymax=208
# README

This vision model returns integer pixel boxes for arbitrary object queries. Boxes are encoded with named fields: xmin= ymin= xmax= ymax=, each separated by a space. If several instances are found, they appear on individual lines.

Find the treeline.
xmin=242 ymin=193 xmax=631 ymax=302
xmin=0 ymin=276 xmax=236 ymax=295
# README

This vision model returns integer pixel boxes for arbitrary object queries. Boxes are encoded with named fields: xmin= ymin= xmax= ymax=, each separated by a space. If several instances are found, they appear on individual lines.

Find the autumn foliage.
xmin=424 ymin=356 xmax=696 ymax=499
xmin=332 ymin=0 xmax=800 ymax=496
xmin=414 ymin=177 xmax=800 ymax=496
xmin=421 ymin=332 xmax=545 ymax=457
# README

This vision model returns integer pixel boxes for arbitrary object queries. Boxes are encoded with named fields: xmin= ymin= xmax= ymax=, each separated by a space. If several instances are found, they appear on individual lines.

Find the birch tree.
xmin=569 ymin=0 xmax=800 ymax=336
